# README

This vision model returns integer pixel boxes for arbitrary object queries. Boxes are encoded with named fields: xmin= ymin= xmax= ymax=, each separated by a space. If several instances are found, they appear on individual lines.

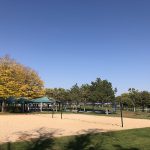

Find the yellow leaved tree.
xmin=0 ymin=55 xmax=45 ymax=112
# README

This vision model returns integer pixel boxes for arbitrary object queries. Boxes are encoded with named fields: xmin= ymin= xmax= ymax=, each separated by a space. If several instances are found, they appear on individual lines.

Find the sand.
xmin=0 ymin=114 xmax=150 ymax=143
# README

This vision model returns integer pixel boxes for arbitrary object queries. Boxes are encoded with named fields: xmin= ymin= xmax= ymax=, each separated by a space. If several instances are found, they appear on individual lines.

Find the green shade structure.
xmin=30 ymin=97 xmax=56 ymax=103
xmin=29 ymin=97 xmax=57 ymax=112
xmin=0 ymin=97 xmax=28 ymax=104
xmin=6 ymin=97 xmax=16 ymax=104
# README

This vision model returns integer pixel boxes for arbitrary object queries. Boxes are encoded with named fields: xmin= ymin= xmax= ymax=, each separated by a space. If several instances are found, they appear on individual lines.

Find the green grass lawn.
xmin=33 ymin=110 xmax=150 ymax=120
xmin=110 ymin=110 xmax=150 ymax=119
xmin=0 ymin=128 xmax=150 ymax=150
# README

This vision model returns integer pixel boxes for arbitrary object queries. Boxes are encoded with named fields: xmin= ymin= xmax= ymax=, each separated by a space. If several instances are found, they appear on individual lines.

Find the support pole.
xmin=61 ymin=103 xmax=63 ymax=119
xmin=120 ymin=101 xmax=123 ymax=127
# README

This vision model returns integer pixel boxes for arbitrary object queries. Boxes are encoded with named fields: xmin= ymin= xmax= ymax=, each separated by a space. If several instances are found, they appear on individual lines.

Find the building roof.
xmin=0 ymin=96 xmax=59 ymax=104
xmin=30 ymin=97 xmax=56 ymax=103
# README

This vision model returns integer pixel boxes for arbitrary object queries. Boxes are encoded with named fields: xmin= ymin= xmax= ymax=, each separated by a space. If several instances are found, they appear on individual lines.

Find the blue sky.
xmin=0 ymin=0 xmax=150 ymax=95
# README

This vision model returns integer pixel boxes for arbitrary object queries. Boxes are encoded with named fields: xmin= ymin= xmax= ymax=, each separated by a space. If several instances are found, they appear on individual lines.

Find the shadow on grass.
xmin=64 ymin=129 xmax=105 ymax=150
xmin=64 ymin=133 xmax=94 ymax=150
xmin=64 ymin=129 xmax=140 ymax=150
xmin=113 ymin=144 xmax=139 ymax=150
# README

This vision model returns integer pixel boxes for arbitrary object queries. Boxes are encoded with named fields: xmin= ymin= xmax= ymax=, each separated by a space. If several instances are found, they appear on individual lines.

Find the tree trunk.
xmin=142 ymin=105 xmax=145 ymax=112
xmin=55 ymin=104 xmax=58 ymax=112
xmin=28 ymin=104 xmax=30 ymax=112
xmin=113 ymin=100 xmax=117 ymax=112
xmin=146 ymin=107 xmax=148 ymax=113
xmin=75 ymin=104 xmax=78 ymax=111
xmin=133 ymin=106 xmax=136 ymax=112
xmin=22 ymin=104 xmax=24 ymax=113
xmin=92 ymin=103 xmax=95 ymax=112
xmin=126 ymin=107 xmax=129 ymax=111
xmin=1 ymin=100 xmax=5 ymax=112
xmin=58 ymin=103 xmax=61 ymax=111
xmin=83 ymin=103 xmax=86 ymax=112
xmin=40 ymin=102 xmax=43 ymax=112
xmin=101 ymin=100 xmax=104 ymax=108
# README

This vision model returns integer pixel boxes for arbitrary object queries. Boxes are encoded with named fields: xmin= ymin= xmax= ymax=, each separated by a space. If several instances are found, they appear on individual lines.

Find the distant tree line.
xmin=116 ymin=88 xmax=150 ymax=112
xmin=46 ymin=78 xmax=116 ymax=112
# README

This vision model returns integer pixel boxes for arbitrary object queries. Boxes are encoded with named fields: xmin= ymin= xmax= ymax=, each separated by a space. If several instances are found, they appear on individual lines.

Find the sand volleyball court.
xmin=0 ymin=114 xmax=150 ymax=143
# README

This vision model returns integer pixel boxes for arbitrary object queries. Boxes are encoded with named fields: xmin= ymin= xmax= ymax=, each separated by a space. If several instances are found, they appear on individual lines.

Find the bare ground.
xmin=0 ymin=114 xmax=150 ymax=143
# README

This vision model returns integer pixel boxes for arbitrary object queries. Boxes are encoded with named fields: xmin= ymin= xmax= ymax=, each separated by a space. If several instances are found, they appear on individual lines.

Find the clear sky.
xmin=0 ymin=0 xmax=150 ymax=95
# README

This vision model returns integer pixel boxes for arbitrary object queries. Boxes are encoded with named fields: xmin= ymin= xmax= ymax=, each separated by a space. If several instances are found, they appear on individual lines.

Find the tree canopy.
xmin=116 ymin=89 xmax=150 ymax=112
xmin=46 ymin=78 xmax=116 ymax=108
xmin=0 ymin=55 xmax=45 ymax=100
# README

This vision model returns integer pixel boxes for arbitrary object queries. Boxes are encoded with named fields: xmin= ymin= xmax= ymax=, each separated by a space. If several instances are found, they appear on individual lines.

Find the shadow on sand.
xmin=0 ymin=128 xmax=55 ymax=150
xmin=0 ymin=128 xmax=140 ymax=150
